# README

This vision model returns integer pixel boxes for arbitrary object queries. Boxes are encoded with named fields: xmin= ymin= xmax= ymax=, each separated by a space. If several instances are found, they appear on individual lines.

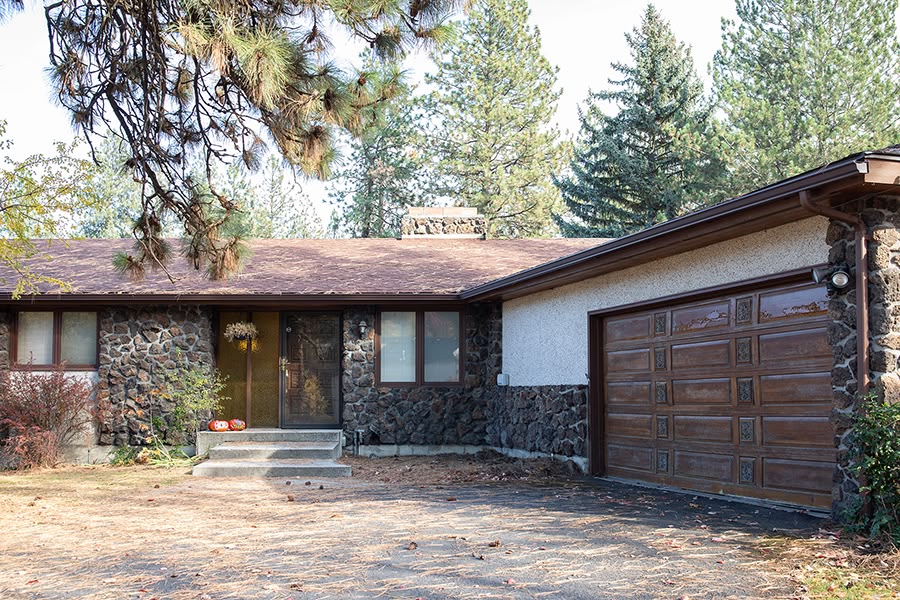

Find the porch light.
xmin=358 ymin=320 xmax=369 ymax=338
xmin=812 ymin=265 xmax=852 ymax=293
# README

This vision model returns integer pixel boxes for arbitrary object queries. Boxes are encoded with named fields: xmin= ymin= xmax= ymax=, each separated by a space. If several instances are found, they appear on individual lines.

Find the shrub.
xmin=153 ymin=352 xmax=228 ymax=444
xmin=0 ymin=364 xmax=103 ymax=469
xmin=848 ymin=395 xmax=900 ymax=544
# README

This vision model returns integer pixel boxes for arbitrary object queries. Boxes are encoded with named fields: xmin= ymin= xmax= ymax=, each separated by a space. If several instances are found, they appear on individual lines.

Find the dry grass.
xmin=0 ymin=455 xmax=897 ymax=599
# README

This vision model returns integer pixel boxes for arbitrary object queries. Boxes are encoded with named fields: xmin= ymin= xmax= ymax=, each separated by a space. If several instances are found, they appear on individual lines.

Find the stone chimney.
xmin=400 ymin=207 xmax=487 ymax=239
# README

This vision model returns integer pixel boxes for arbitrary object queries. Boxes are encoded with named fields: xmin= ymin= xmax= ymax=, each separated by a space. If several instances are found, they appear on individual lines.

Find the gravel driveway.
xmin=0 ymin=459 xmax=821 ymax=600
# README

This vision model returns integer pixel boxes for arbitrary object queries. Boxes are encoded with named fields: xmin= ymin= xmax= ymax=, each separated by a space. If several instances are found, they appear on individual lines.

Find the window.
xmin=14 ymin=311 xmax=98 ymax=368
xmin=377 ymin=310 xmax=462 ymax=385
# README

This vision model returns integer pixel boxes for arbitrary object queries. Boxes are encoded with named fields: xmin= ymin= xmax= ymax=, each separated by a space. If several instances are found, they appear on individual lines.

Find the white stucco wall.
xmin=502 ymin=217 xmax=830 ymax=386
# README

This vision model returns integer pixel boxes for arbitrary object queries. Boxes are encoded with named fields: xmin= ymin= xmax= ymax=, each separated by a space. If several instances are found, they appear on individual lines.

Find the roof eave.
xmin=461 ymin=153 xmax=900 ymax=303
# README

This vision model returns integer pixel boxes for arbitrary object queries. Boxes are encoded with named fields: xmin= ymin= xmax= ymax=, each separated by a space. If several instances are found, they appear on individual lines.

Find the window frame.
xmin=375 ymin=308 xmax=465 ymax=387
xmin=11 ymin=310 xmax=100 ymax=370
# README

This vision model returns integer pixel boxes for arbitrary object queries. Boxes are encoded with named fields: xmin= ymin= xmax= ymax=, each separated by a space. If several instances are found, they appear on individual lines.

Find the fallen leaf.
xmin=446 ymin=497 xmax=457 ymax=501
xmin=407 ymin=542 xmax=418 ymax=550
xmin=26 ymin=579 xmax=38 ymax=585
xmin=286 ymin=495 xmax=295 ymax=502
xmin=488 ymin=540 xmax=502 ymax=548
xmin=504 ymin=578 xmax=516 ymax=585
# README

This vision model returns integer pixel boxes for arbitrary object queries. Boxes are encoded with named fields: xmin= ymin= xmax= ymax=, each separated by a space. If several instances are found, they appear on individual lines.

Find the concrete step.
xmin=192 ymin=459 xmax=351 ymax=478
xmin=196 ymin=428 xmax=343 ymax=455
xmin=209 ymin=441 xmax=340 ymax=461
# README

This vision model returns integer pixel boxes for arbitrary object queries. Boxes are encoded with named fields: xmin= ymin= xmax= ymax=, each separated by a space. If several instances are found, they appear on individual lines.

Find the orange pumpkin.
xmin=208 ymin=420 xmax=230 ymax=432
xmin=228 ymin=419 xmax=246 ymax=431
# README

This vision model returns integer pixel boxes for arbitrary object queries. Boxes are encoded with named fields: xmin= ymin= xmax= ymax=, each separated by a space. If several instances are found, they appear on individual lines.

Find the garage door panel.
xmin=758 ymin=328 xmax=830 ymax=363
xmin=672 ymin=378 xmax=732 ymax=404
xmin=605 ymin=314 xmax=652 ymax=343
xmin=672 ymin=302 xmax=731 ymax=335
xmin=762 ymin=416 xmax=833 ymax=447
xmin=673 ymin=416 xmax=733 ymax=443
xmin=600 ymin=279 xmax=835 ymax=509
xmin=606 ymin=413 xmax=653 ymax=438
xmin=760 ymin=373 xmax=832 ymax=405
xmin=674 ymin=451 xmax=734 ymax=481
xmin=763 ymin=459 xmax=833 ymax=494
xmin=608 ymin=444 xmax=654 ymax=472
xmin=759 ymin=286 xmax=828 ymax=323
xmin=606 ymin=348 xmax=651 ymax=372
xmin=607 ymin=381 xmax=652 ymax=406
xmin=671 ymin=339 xmax=731 ymax=369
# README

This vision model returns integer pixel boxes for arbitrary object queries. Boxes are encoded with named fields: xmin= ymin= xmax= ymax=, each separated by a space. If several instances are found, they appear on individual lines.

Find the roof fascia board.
xmin=0 ymin=293 xmax=465 ymax=308
xmin=460 ymin=160 xmax=867 ymax=302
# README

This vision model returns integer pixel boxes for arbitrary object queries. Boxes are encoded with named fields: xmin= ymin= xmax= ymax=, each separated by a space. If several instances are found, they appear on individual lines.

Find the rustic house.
xmin=2 ymin=148 xmax=900 ymax=516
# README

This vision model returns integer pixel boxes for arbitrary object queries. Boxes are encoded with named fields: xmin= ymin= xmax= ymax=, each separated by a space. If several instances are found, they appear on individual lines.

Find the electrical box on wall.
xmin=496 ymin=373 xmax=510 ymax=386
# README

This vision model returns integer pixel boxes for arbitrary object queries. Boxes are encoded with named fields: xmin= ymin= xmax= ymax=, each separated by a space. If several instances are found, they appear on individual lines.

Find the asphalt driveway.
xmin=0 ymin=464 xmax=820 ymax=599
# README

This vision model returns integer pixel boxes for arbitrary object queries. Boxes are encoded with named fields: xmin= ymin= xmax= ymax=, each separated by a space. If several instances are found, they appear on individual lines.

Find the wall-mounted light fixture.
xmin=812 ymin=265 xmax=852 ymax=293
xmin=358 ymin=320 xmax=369 ymax=338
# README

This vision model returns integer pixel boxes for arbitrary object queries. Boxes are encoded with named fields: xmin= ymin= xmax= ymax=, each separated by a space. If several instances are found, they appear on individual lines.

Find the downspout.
xmin=799 ymin=189 xmax=871 ymax=517
xmin=799 ymin=190 xmax=869 ymax=394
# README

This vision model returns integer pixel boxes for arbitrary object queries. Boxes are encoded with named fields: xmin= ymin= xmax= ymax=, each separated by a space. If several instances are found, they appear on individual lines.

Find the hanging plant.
xmin=224 ymin=321 xmax=259 ymax=342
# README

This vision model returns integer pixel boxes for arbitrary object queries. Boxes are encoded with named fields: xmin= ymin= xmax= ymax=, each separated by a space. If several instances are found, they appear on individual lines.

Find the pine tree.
xmin=328 ymin=60 xmax=430 ymax=238
xmin=555 ymin=4 xmax=724 ymax=239
xmin=424 ymin=0 xmax=567 ymax=238
xmin=713 ymin=0 xmax=900 ymax=190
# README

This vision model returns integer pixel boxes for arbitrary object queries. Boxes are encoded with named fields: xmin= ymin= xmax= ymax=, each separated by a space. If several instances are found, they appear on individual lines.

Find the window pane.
xmin=61 ymin=312 xmax=98 ymax=366
xmin=380 ymin=311 xmax=416 ymax=383
xmin=17 ymin=312 xmax=53 ymax=365
xmin=424 ymin=311 xmax=460 ymax=383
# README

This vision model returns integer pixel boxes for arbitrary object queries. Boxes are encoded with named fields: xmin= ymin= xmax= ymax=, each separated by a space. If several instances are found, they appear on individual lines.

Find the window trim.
xmin=11 ymin=310 xmax=100 ymax=370
xmin=375 ymin=308 xmax=465 ymax=387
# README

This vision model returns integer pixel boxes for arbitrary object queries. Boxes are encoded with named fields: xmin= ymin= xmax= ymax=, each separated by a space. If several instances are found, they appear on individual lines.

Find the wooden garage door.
xmin=600 ymin=279 xmax=835 ymax=508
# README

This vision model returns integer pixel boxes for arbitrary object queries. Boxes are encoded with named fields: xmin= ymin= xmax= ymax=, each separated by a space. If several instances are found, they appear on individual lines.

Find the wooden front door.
xmin=598 ymin=279 xmax=835 ymax=508
xmin=281 ymin=312 xmax=342 ymax=428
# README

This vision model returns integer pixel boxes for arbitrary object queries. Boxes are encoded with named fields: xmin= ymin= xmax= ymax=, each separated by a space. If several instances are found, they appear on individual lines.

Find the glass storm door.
xmin=281 ymin=312 xmax=342 ymax=428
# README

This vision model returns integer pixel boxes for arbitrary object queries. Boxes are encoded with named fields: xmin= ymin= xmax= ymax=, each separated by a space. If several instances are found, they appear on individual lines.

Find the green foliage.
xmin=424 ymin=0 xmax=567 ymax=238
xmin=0 ymin=119 xmax=96 ymax=297
xmin=0 ymin=0 xmax=463 ymax=278
xmin=329 ymin=58 xmax=433 ymax=238
xmin=713 ymin=0 xmax=900 ymax=191
xmin=213 ymin=156 xmax=325 ymax=239
xmin=152 ymin=353 xmax=228 ymax=445
xmin=555 ymin=4 xmax=725 ymax=238
xmin=848 ymin=395 xmax=900 ymax=544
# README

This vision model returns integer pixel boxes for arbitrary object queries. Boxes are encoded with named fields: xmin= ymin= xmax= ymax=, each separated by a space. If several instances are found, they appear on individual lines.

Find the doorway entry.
xmin=281 ymin=312 xmax=342 ymax=428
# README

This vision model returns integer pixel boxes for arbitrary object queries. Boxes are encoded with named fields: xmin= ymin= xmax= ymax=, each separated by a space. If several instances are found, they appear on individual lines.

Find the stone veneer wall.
xmin=828 ymin=195 xmax=900 ymax=514
xmin=486 ymin=385 xmax=588 ymax=460
xmin=341 ymin=304 xmax=501 ymax=446
xmin=97 ymin=306 xmax=214 ymax=446
xmin=0 ymin=311 xmax=9 ymax=372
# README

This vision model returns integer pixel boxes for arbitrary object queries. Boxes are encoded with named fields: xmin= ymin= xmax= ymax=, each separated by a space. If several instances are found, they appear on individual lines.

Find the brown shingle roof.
xmin=0 ymin=238 xmax=606 ymax=299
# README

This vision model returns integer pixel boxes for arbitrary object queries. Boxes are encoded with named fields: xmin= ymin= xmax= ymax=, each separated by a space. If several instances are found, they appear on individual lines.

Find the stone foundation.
xmin=828 ymin=194 xmax=900 ymax=515
xmin=0 ymin=312 xmax=9 ymax=372
xmin=486 ymin=385 xmax=588 ymax=459
xmin=97 ymin=306 xmax=214 ymax=446
xmin=341 ymin=304 xmax=501 ymax=446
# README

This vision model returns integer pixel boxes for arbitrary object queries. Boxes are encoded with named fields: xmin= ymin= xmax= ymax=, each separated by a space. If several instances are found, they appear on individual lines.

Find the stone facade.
xmin=486 ymin=385 xmax=588 ymax=459
xmin=401 ymin=207 xmax=487 ymax=239
xmin=827 ymin=195 xmax=900 ymax=514
xmin=97 ymin=306 xmax=215 ymax=446
xmin=341 ymin=304 xmax=501 ymax=446
xmin=0 ymin=311 xmax=9 ymax=373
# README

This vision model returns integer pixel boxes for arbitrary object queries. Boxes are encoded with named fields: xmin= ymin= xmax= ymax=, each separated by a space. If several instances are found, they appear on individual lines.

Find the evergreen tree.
xmin=424 ymin=0 xmax=567 ymax=238
xmin=713 ymin=0 xmax=900 ymax=190
xmin=328 ymin=60 xmax=430 ymax=238
xmin=216 ymin=157 xmax=324 ymax=239
xmin=75 ymin=137 xmax=151 ymax=238
xmin=555 ymin=4 xmax=724 ymax=239
xmin=1 ymin=0 xmax=462 ymax=277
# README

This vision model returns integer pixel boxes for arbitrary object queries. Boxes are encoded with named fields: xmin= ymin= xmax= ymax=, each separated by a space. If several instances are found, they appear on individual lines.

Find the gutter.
xmin=799 ymin=187 xmax=872 ymax=519
xmin=798 ymin=189 xmax=869 ymax=394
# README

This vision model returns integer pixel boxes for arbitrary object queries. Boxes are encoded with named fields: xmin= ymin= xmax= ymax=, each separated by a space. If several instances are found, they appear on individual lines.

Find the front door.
xmin=281 ymin=312 xmax=342 ymax=428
